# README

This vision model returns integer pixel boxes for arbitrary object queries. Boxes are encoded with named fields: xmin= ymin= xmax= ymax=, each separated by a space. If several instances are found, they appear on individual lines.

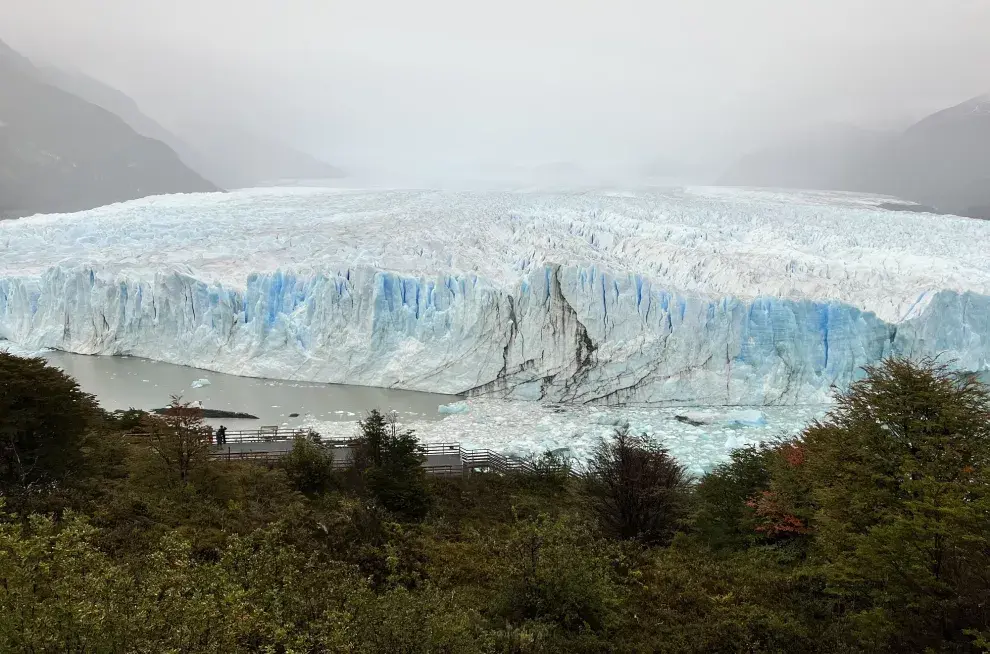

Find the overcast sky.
xmin=2 ymin=0 xmax=988 ymax=176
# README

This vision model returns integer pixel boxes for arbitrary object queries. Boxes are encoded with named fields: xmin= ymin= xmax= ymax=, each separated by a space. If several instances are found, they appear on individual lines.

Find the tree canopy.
xmin=0 ymin=352 xmax=98 ymax=492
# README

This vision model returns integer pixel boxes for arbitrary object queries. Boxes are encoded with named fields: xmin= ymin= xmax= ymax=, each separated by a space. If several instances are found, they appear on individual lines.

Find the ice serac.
xmin=1 ymin=187 xmax=989 ymax=405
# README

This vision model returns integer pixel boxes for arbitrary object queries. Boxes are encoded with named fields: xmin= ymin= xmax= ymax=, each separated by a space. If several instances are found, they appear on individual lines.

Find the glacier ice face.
xmin=1 ymin=186 xmax=989 ymax=406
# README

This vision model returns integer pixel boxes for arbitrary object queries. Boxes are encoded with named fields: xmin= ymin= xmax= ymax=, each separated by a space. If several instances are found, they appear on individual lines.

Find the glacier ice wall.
xmin=1 ymin=187 xmax=989 ymax=406
xmin=1 ymin=263 xmax=987 ymax=405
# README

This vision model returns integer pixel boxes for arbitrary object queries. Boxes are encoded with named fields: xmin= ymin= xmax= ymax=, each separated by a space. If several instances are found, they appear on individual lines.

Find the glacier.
xmin=1 ymin=186 xmax=989 ymax=406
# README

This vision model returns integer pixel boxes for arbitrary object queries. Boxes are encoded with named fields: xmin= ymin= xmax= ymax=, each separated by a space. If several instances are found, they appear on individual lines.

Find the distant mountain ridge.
xmin=720 ymin=96 xmax=990 ymax=219
xmin=171 ymin=121 xmax=346 ymax=189
xmin=37 ymin=66 xmax=345 ymax=190
xmin=0 ymin=39 xmax=217 ymax=218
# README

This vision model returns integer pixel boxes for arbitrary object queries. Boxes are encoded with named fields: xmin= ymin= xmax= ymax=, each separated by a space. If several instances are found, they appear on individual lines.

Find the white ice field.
xmin=2 ymin=186 xmax=989 ymax=470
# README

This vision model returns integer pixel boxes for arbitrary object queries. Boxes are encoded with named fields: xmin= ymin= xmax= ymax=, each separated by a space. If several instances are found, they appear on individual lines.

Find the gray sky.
xmin=2 ymin=0 xmax=989 ymax=176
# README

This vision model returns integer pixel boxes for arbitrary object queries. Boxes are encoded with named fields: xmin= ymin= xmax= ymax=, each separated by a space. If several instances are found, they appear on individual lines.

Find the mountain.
xmin=877 ymin=95 xmax=990 ymax=218
xmin=37 ymin=66 xmax=346 ymax=190
xmin=719 ymin=97 xmax=990 ymax=219
xmin=171 ymin=121 xmax=346 ymax=189
xmin=0 ymin=40 xmax=217 ymax=219
xmin=719 ymin=124 xmax=895 ymax=192
xmin=33 ymin=66 xmax=214 ymax=184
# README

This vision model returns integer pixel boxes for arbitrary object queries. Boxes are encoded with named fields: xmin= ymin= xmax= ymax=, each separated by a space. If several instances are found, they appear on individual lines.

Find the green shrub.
xmin=494 ymin=514 xmax=624 ymax=636
xmin=283 ymin=436 xmax=336 ymax=495
xmin=797 ymin=358 xmax=990 ymax=651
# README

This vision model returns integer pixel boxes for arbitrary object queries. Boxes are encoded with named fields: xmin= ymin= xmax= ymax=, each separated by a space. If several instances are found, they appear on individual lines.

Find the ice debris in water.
xmin=190 ymin=378 xmax=212 ymax=389
xmin=306 ymin=399 xmax=830 ymax=476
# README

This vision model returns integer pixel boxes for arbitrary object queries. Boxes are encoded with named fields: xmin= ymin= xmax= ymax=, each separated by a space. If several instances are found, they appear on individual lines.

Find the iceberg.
xmin=1 ymin=186 xmax=988 ymax=406
xmin=675 ymin=410 xmax=767 ymax=427
xmin=438 ymin=401 xmax=471 ymax=415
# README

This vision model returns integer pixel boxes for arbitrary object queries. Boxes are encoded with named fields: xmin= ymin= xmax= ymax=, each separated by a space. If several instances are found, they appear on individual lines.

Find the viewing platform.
xmin=158 ymin=426 xmax=570 ymax=477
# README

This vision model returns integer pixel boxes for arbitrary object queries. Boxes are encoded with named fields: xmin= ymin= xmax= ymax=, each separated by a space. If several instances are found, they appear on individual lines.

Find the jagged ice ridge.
xmin=1 ymin=186 xmax=989 ymax=405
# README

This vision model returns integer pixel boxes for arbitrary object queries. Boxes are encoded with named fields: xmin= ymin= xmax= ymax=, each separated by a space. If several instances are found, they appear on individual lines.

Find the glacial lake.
xmin=37 ymin=350 xmax=460 ymax=431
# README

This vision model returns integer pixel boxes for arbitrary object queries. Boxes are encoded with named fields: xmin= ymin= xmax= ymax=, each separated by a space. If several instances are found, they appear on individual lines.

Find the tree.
xmin=354 ymin=410 xmax=431 ymax=521
xmin=693 ymin=444 xmax=775 ymax=549
xmin=796 ymin=358 xmax=990 ymax=650
xmin=145 ymin=396 xmax=211 ymax=485
xmin=586 ymin=425 xmax=690 ymax=545
xmin=283 ymin=436 xmax=336 ymax=495
xmin=0 ymin=352 xmax=98 ymax=491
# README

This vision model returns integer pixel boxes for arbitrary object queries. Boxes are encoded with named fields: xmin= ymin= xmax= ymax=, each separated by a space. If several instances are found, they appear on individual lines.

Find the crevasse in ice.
xmin=1 ymin=186 xmax=988 ymax=406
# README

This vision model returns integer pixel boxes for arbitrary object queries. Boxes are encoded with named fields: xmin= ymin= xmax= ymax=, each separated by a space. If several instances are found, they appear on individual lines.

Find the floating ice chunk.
xmin=191 ymin=378 xmax=212 ymax=388
xmin=439 ymin=401 xmax=470 ymax=415
xmin=725 ymin=409 xmax=768 ymax=427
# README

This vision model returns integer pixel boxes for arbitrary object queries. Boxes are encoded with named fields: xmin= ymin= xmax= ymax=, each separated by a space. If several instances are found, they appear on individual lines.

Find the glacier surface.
xmin=1 ymin=186 xmax=989 ymax=405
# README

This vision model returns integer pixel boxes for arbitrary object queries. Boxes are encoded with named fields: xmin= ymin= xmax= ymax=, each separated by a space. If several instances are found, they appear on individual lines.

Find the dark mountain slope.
xmin=34 ymin=65 xmax=217 ymax=187
xmin=0 ymin=40 xmax=217 ymax=218
xmin=719 ymin=96 xmax=990 ymax=219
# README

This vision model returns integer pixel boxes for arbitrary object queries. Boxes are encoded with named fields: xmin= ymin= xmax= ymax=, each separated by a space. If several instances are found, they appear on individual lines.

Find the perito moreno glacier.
xmin=1 ymin=186 xmax=988 ymax=406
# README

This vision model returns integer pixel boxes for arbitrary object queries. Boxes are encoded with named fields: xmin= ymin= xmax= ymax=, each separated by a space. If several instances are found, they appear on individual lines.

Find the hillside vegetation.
xmin=1 ymin=352 xmax=988 ymax=652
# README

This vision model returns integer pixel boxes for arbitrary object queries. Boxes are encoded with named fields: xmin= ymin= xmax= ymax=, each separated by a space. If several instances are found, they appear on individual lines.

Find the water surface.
xmin=40 ymin=351 xmax=458 ymax=431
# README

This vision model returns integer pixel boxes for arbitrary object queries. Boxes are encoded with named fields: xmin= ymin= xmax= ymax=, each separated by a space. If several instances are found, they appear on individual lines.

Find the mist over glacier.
xmin=1 ymin=186 xmax=988 ymax=406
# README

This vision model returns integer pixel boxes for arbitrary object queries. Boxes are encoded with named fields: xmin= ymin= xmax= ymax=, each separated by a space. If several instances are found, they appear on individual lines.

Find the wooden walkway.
xmin=132 ymin=426 xmax=574 ymax=477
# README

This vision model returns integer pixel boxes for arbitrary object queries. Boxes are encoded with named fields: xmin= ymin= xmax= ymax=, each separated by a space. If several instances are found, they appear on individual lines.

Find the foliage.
xmin=492 ymin=513 xmax=624 ymax=637
xmin=526 ymin=449 xmax=576 ymax=491
xmin=1 ymin=356 xmax=989 ymax=652
xmin=355 ymin=409 xmax=432 ymax=521
xmin=586 ymin=425 xmax=691 ymax=545
xmin=145 ymin=395 xmax=212 ymax=485
xmin=282 ymin=436 xmax=336 ymax=495
xmin=797 ymin=357 xmax=990 ymax=651
xmin=106 ymin=407 xmax=150 ymax=433
xmin=0 ymin=352 xmax=98 ymax=492
xmin=693 ymin=444 xmax=775 ymax=548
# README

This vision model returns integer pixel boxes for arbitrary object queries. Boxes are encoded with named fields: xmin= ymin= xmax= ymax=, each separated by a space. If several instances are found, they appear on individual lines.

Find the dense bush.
xmin=283 ymin=436 xmax=337 ymax=495
xmin=693 ymin=443 xmax=776 ymax=548
xmin=587 ymin=425 xmax=691 ymax=544
xmin=798 ymin=358 xmax=990 ymax=651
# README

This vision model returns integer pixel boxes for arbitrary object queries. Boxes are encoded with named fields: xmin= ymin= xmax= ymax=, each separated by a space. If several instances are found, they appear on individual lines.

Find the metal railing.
xmin=127 ymin=428 xmax=576 ymax=478
xmin=208 ymin=440 xmax=577 ymax=478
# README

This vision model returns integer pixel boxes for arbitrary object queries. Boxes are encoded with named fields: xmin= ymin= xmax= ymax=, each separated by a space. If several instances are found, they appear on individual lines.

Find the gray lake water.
xmin=38 ymin=351 xmax=459 ymax=431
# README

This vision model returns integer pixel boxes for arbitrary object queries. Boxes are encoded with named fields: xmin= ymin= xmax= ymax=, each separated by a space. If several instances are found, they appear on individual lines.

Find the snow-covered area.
xmin=1 ymin=186 xmax=988 ymax=405
xmin=306 ymin=399 xmax=829 ymax=475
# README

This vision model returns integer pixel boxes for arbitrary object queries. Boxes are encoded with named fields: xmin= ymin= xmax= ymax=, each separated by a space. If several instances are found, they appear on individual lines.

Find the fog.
xmin=2 ymin=0 xmax=988 ymax=181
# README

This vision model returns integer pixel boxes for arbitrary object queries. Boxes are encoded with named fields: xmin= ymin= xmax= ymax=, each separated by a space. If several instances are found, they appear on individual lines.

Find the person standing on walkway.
xmin=216 ymin=425 xmax=227 ymax=446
